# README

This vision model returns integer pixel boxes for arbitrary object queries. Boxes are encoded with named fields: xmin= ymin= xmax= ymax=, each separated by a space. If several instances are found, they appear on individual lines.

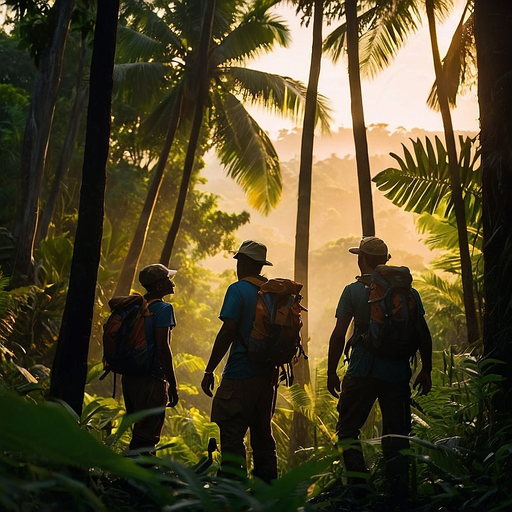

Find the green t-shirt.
xmin=336 ymin=277 xmax=423 ymax=382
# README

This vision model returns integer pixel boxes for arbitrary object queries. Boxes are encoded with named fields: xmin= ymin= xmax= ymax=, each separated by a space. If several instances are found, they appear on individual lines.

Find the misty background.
xmin=198 ymin=124 xmax=477 ymax=364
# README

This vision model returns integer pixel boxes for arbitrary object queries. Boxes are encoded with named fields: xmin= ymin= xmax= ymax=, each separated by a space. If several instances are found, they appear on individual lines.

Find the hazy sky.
xmin=247 ymin=1 xmax=478 ymax=137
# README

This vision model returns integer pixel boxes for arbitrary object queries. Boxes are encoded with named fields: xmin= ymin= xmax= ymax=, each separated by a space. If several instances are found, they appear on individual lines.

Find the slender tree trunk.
xmin=114 ymin=91 xmax=183 ymax=295
xmin=36 ymin=39 xmax=89 ymax=244
xmin=12 ymin=0 xmax=76 ymax=286
xmin=49 ymin=0 xmax=119 ymax=416
xmin=475 ymin=0 xmax=512 ymax=416
xmin=345 ymin=0 xmax=375 ymax=237
xmin=159 ymin=0 xmax=215 ymax=267
xmin=426 ymin=0 xmax=479 ymax=344
xmin=290 ymin=0 xmax=323 ymax=462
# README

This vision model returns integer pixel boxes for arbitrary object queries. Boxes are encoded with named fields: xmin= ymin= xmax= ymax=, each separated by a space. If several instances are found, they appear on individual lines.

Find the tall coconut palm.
xmin=289 ymin=0 xmax=327 ymax=460
xmin=113 ymin=0 xmax=331 ymax=292
xmin=50 ymin=0 xmax=119 ymax=415
xmin=425 ymin=0 xmax=479 ymax=344
xmin=323 ymin=0 xmax=422 ymax=237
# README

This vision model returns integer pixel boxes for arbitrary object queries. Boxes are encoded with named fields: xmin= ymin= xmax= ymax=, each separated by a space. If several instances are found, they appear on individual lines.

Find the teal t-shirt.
xmin=219 ymin=279 xmax=274 ymax=379
xmin=144 ymin=300 xmax=176 ymax=379
xmin=336 ymin=277 xmax=424 ymax=382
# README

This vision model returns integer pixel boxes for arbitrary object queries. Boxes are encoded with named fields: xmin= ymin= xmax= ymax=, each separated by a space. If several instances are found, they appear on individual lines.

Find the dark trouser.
xmin=336 ymin=375 xmax=411 ymax=494
xmin=122 ymin=374 xmax=168 ymax=452
xmin=211 ymin=371 xmax=278 ymax=483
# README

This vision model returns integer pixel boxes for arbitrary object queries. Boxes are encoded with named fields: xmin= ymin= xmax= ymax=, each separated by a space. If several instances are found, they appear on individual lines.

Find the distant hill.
xmin=199 ymin=125 xmax=477 ymax=361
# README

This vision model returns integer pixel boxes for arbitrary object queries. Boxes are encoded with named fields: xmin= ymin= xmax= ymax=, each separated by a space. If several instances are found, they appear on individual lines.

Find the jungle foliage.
xmin=1 ymin=0 xmax=512 ymax=510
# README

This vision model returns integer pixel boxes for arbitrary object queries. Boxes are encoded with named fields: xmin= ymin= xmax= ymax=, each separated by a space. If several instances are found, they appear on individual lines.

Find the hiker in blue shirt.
xmin=201 ymin=240 xmax=278 ymax=483
xmin=327 ymin=237 xmax=432 ymax=505
xmin=122 ymin=263 xmax=179 ymax=455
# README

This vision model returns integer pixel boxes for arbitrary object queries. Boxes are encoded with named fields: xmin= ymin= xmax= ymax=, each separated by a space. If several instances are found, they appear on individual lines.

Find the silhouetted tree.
xmin=475 ymin=0 xmax=512 ymax=418
xmin=50 ymin=0 xmax=119 ymax=415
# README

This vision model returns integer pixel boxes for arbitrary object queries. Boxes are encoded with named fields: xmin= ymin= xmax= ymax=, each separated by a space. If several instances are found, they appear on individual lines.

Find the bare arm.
xmin=413 ymin=316 xmax=433 ymax=396
xmin=201 ymin=318 xmax=238 ymax=397
xmin=327 ymin=314 xmax=352 ymax=398
xmin=155 ymin=326 xmax=178 ymax=407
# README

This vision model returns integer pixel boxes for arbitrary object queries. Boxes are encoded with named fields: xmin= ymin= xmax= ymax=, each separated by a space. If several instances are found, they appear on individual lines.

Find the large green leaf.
xmin=0 ymin=391 xmax=155 ymax=483
xmin=373 ymin=136 xmax=481 ymax=225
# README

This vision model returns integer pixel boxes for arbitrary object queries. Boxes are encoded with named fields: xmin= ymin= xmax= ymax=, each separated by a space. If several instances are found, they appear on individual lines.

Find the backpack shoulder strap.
xmin=241 ymin=276 xmax=266 ymax=288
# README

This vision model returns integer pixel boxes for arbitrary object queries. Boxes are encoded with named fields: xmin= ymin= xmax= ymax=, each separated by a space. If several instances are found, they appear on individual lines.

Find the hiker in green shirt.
xmin=327 ymin=237 xmax=432 ymax=505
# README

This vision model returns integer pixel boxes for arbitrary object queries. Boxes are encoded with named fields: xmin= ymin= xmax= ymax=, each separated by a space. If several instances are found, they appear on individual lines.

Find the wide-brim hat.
xmin=349 ymin=236 xmax=389 ymax=257
xmin=231 ymin=240 xmax=273 ymax=266
xmin=139 ymin=264 xmax=177 ymax=286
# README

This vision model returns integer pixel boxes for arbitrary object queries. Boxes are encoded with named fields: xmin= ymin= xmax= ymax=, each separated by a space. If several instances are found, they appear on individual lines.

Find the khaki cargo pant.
xmin=211 ymin=370 xmax=278 ymax=482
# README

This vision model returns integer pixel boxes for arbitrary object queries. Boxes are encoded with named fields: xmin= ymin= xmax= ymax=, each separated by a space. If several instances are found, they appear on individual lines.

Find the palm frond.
xmin=373 ymin=136 xmax=481 ymax=222
xmin=226 ymin=67 xmax=332 ymax=133
xmin=212 ymin=91 xmax=282 ymax=214
xmin=322 ymin=22 xmax=347 ymax=64
xmin=116 ymin=25 xmax=180 ymax=64
xmin=118 ymin=1 xmax=183 ymax=56
xmin=416 ymin=212 xmax=482 ymax=254
xmin=211 ymin=7 xmax=290 ymax=66
xmin=323 ymin=0 xmax=421 ymax=76
xmin=140 ymin=83 xmax=184 ymax=138
xmin=427 ymin=2 xmax=476 ymax=110
xmin=415 ymin=269 xmax=464 ymax=312
xmin=114 ymin=62 xmax=171 ymax=108
xmin=359 ymin=0 xmax=422 ymax=78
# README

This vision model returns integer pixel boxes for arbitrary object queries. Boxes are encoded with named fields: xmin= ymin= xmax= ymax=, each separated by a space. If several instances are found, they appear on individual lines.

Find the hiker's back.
xmin=102 ymin=293 xmax=156 ymax=377
xmin=364 ymin=265 xmax=421 ymax=360
xmin=244 ymin=277 xmax=307 ymax=368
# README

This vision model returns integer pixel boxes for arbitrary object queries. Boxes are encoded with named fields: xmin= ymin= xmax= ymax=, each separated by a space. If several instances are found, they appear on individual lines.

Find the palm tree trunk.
xmin=12 ymin=0 xmax=76 ymax=286
xmin=290 ymin=0 xmax=323 ymax=462
xmin=159 ymin=0 xmax=216 ymax=266
xmin=426 ymin=0 xmax=479 ymax=344
xmin=114 ymin=90 xmax=183 ymax=295
xmin=345 ymin=0 xmax=375 ymax=237
xmin=475 ymin=0 xmax=512 ymax=416
xmin=49 ymin=0 xmax=119 ymax=416
xmin=36 ymin=38 xmax=89 ymax=244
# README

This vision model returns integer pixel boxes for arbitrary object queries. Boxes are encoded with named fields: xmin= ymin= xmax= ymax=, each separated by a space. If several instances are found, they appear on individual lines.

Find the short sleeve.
xmin=335 ymin=285 xmax=353 ymax=318
xmin=219 ymin=283 xmax=243 ymax=323
xmin=151 ymin=302 xmax=176 ymax=330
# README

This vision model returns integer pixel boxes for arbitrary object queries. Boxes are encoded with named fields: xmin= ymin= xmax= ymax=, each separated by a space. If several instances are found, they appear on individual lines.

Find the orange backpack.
xmin=100 ymin=293 xmax=157 ymax=379
xmin=243 ymin=277 xmax=307 ymax=383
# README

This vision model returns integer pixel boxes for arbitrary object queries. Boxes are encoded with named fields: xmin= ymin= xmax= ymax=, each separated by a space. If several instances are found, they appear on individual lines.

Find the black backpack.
xmin=361 ymin=265 xmax=421 ymax=360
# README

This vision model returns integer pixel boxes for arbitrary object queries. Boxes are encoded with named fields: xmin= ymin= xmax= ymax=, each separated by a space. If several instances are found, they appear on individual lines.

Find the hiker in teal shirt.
xmin=327 ymin=237 xmax=433 ymax=506
xmin=201 ymin=240 xmax=278 ymax=483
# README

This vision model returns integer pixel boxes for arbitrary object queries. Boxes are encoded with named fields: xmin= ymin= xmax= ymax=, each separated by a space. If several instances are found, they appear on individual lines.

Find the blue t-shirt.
xmin=144 ymin=300 xmax=176 ymax=379
xmin=336 ymin=276 xmax=424 ymax=382
xmin=219 ymin=279 xmax=274 ymax=379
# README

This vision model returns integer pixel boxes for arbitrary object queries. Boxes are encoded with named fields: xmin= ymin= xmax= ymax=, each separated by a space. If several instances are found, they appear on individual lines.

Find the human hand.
xmin=167 ymin=385 xmax=179 ymax=407
xmin=327 ymin=373 xmax=341 ymax=399
xmin=201 ymin=372 xmax=215 ymax=397
xmin=413 ymin=369 xmax=432 ymax=396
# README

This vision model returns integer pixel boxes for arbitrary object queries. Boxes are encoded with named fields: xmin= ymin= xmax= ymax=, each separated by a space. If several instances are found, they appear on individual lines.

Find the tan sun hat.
xmin=139 ymin=264 xmax=177 ymax=287
xmin=232 ymin=240 xmax=273 ymax=266
xmin=349 ymin=236 xmax=389 ymax=258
